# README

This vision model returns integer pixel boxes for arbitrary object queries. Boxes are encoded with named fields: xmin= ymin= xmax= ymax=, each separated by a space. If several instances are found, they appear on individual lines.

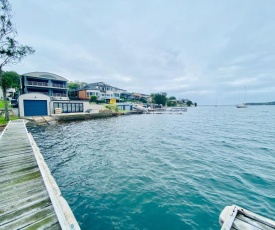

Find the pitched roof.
xmin=81 ymin=82 xmax=126 ymax=91
xmin=82 ymin=84 xmax=99 ymax=90
xmin=22 ymin=72 xmax=68 ymax=82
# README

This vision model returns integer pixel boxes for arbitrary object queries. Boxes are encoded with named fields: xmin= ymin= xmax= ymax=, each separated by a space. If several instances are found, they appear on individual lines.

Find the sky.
xmin=6 ymin=0 xmax=275 ymax=105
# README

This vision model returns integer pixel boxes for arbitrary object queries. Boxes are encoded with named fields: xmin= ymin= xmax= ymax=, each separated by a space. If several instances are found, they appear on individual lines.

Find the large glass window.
xmin=67 ymin=103 xmax=72 ymax=112
xmin=79 ymin=104 xmax=83 ymax=112
xmin=72 ymin=103 xmax=76 ymax=112
xmin=63 ymin=103 xmax=68 ymax=113
xmin=76 ymin=103 xmax=79 ymax=112
xmin=53 ymin=102 xmax=84 ymax=113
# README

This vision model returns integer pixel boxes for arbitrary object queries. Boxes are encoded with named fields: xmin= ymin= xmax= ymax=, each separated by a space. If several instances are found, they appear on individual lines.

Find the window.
xmin=67 ymin=104 xmax=72 ymax=112
xmin=72 ymin=103 xmax=76 ymax=112
xmin=53 ymin=102 xmax=84 ymax=113
xmin=63 ymin=103 xmax=68 ymax=113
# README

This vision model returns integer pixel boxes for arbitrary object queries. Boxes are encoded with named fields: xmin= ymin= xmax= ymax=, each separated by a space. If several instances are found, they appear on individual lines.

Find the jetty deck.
xmin=0 ymin=120 xmax=80 ymax=229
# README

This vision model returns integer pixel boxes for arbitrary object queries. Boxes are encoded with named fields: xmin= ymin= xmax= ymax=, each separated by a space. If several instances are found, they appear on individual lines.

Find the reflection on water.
xmin=29 ymin=106 xmax=275 ymax=230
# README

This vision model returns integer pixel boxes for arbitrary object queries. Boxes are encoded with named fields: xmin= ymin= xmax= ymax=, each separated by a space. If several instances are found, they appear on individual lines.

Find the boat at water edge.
xmin=236 ymin=103 xmax=248 ymax=108
xmin=219 ymin=205 xmax=275 ymax=230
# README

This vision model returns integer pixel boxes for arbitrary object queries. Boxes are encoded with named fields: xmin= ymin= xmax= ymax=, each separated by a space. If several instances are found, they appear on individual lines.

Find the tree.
xmin=67 ymin=80 xmax=87 ymax=90
xmin=67 ymin=81 xmax=80 ymax=90
xmin=0 ymin=0 xmax=35 ymax=121
xmin=89 ymin=95 xmax=97 ymax=102
xmin=151 ymin=92 xmax=167 ymax=106
xmin=186 ymin=100 xmax=193 ymax=107
xmin=167 ymin=96 xmax=177 ymax=107
xmin=0 ymin=71 xmax=19 ymax=120
xmin=139 ymin=97 xmax=147 ymax=103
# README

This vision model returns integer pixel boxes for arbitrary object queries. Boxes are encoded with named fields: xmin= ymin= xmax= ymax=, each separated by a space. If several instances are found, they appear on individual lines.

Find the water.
xmin=29 ymin=106 xmax=275 ymax=229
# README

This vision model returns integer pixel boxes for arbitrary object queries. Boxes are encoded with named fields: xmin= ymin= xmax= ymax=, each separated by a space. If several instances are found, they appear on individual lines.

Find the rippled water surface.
xmin=29 ymin=106 xmax=275 ymax=229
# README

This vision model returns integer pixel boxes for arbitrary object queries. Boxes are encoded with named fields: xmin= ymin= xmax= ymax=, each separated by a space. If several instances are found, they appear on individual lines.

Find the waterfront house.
xmin=19 ymin=72 xmax=86 ymax=116
xmin=78 ymin=82 xmax=126 ymax=102
xmin=21 ymin=72 xmax=68 ymax=99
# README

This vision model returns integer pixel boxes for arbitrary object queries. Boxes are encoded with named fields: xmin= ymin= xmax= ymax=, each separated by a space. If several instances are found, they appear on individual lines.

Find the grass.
xmin=0 ymin=100 xmax=11 ymax=109
xmin=0 ymin=100 xmax=16 ymax=125
xmin=0 ymin=116 xmax=18 ymax=125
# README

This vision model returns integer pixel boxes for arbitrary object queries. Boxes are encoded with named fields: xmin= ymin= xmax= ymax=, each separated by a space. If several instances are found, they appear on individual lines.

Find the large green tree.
xmin=151 ymin=92 xmax=167 ymax=106
xmin=0 ymin=0 xmax=35 ymax=121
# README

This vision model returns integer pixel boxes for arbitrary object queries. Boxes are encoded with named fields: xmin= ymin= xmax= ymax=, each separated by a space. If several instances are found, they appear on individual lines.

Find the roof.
xmin=81 ymin=84 xmax=100 ymax=90
xmin=22 ymin=72 xmax=68 ymax=82
xmin=81 ymin=82 xmax=126 ymax=91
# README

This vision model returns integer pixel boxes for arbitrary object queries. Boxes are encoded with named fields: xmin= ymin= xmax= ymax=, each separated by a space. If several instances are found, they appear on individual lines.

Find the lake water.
xmin=29 ymin=106 xmax=275 ymax=229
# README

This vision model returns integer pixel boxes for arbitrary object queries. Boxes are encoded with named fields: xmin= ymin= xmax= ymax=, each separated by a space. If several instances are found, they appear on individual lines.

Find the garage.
xmin=18 ymin=93 xmax=51 ymax=117
xmin=23 ymin=100 xmax=48 ymax=116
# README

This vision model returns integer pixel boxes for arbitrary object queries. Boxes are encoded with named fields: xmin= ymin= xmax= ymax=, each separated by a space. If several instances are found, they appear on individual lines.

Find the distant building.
xmin=78 ymin=82 xmax=126 ymax=102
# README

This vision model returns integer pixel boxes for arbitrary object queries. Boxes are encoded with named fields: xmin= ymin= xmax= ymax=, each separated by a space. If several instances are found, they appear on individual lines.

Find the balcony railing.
xmin=52 ymin=83 xmax=66 ymax=88
xmin=29 ymin=91 xmax=49 ymax=95
xmin=27 ymin=81 xmax=48 ymax=87
xmin=27 ymin=81 xmax=66 ymax=88
xmin=53 ymin=93 xmax=67 ymax=97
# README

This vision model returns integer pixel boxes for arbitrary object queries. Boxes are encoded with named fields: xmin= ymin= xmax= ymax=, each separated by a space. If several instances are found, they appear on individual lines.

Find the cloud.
xmin=6 ymin=0 xmax=275 ymax=104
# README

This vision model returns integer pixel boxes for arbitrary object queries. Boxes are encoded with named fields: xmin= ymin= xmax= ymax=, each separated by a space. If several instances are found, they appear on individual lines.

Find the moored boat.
xmin=220 ymin=205 xmax=275 ymax=230
xmin=236 ymin=103 xmax=248 ymax=108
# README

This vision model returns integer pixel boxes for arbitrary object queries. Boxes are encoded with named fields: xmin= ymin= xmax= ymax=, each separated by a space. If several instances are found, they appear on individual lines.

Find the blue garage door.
xmin=24 ymin=100 xmax=48 ymax=116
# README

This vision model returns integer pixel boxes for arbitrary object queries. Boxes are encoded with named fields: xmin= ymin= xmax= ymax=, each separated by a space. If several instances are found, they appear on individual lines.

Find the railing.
xmin=27 ymin=81 xmax=48 ymax=87
xmin=27 ymin=81 xmax=66 ymax=88
xmin=52 ymin=83 xmax=66 ymax=88
xmin=29 ymin=92 xmax=49 ymax=95
xmin=53 ymin=93 xmax=67 ymax=97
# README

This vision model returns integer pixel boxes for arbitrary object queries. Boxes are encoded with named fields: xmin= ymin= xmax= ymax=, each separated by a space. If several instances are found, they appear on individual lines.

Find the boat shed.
xmin=116 ymin=103 xmax=133 ymax=111
xmin=18 ymin=93 xmax=51 ymax=117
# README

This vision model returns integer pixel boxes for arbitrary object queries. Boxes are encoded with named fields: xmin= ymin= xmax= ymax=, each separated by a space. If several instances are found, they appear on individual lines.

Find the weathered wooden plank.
xmin=0 ymin=120 xmax=62 ymax=229
xmin=0 ymin=177 xmax=44 ymax=196
xmin=0 ymin=205 xmax=60 ymax=230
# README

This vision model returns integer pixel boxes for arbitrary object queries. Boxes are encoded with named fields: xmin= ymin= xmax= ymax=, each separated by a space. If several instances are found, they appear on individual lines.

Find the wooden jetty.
xmin=0 ymin=120 xmax=80 ymax=229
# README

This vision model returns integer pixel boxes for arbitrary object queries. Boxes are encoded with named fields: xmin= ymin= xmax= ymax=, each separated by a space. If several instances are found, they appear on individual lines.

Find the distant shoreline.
xmin=199 ymin=104 xmax=275 ymax=106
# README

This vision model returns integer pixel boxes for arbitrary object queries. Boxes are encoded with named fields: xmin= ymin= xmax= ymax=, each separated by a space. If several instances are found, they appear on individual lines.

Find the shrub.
xmin=89 ymin=96 xmax=97 ymax=102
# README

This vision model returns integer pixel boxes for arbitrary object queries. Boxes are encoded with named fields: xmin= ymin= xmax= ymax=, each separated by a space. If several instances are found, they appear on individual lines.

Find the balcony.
xmin=27 ymin=81 xmax=48 ymax=87
xmin=52 ymin=83 xmax=66 ymax=88
xmin=29 ymin=91 xmax=49 ymax=95
xmin=27 ymin=81 xmax=66 ymax=89
xmin=53 ymin=93 xmax=67 ymax=97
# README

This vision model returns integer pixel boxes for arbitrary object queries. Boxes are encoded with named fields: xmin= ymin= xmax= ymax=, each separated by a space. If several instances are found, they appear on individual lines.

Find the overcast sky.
xmin=6 ymin=0 xmax=275 ymax=105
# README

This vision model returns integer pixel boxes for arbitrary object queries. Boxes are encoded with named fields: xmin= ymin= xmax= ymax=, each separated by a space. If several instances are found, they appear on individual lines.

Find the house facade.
xmin=19 ymin=72 xmax=87 ymax=116
xmin=78 ymin=82 xmax=126 ymax=101
xmin=21 ymin=72 xmax=68 ymax=100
